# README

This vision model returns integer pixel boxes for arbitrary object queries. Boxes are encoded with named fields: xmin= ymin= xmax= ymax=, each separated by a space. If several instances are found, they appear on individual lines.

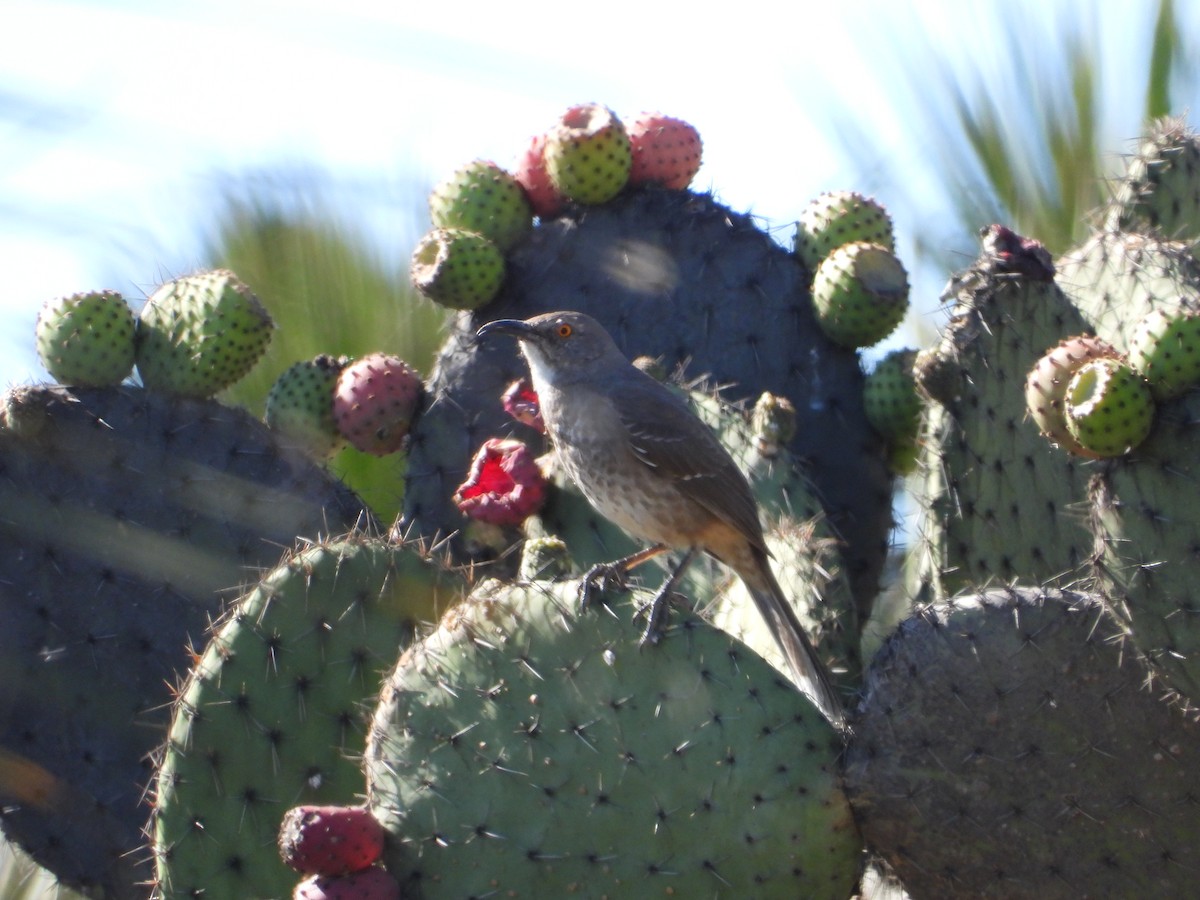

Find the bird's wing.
xmin=614 ymin=375 xmax=767 ymax=548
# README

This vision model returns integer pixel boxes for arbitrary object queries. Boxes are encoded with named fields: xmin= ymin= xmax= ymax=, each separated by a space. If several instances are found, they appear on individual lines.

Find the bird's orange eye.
xmin=556 ymin=323 xmax=573 ymax=338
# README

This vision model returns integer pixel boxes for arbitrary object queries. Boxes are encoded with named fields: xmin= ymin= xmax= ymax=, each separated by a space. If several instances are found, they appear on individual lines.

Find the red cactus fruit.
xmin=279 ymin=804 xmax=385 ymax=877
xmin=454 ymin=437 xmax=546 ymax=526
xmin=501 ymin=378 xmax=544 ymax=432
xmin=332 ymin=353 xmax=423 ymax=456
xmin=627 ymin=112 xmax=703 ymax=190
xmin=293 ymin=866 xmax=401 ymax=900
xmin=980 ymin=224 xmax=1055 ymax=281
xmin=514 ymin=133 xmax=565 ymax=219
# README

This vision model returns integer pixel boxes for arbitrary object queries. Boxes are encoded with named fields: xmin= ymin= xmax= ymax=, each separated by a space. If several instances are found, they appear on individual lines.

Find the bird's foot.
xmin=635 ymin=586 xmax=680 ymax=647
xmin=577 ymin=561 xmax=629 ymax=614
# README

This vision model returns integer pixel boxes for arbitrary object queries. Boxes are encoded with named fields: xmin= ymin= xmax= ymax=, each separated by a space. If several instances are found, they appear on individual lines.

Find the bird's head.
xmin=476 ymin=311 xmax=622 ymax=385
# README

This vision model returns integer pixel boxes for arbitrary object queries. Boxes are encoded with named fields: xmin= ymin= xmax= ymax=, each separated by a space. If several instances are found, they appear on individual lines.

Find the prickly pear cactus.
xmin=844 ymin=585 xmax=1200 ymax=899
xmin=153 ymin=534 xmax=461 ymax=900
xmin=0 ymin=384 xmax=369 ymax=899
xmin=1104 ymin=115 xmax=1200 ymax=243
xmin=365 ymin=577 xmax=861 ymax=898
xmin=403 ymin=188 xmax=892 ymax=613
xmin=912 ymin=231 xmax=1094 ymax=601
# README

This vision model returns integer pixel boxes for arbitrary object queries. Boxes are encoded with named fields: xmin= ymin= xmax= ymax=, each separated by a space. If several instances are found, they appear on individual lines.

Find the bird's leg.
xmin=578 ymin=544 xmax=669 ymax=613
xmin=637 ymin=547 xmax=698 ymax=648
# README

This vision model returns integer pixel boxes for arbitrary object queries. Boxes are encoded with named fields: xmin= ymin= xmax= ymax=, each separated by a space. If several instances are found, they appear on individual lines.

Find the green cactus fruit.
xmin=1126 ymin=305 xmax=1200 ymax=400
xmin=35 ymin=289 xmax=135 ymax=387
xmin=1089 ymin=387 xmax=1200 ymax=698
xmin=749 ymin=391 xmax=796 ymax=458
xmin=1063 ymin=357 xmax=1154 ymax=457
xmin=811 ymin=241 xmax=909 ymax=349
xmin=136 ymin=268 xmax=274 ymax=398
xmin=543 ymin=102 xmax=632 ymax=205
xmin=912 ymin=234 xmax=1095 ymax=603
xmin=863 ymin=348 xmax=921 ymax=474
xmin=517 ymin=534 xmax=571 ymax=581
xmin=0 ymin=384 xmax=369 ymax=898
xmin=410 ymin=227 xmax=505 ymax=310
xmin=153 ymin=535 xmax=461 ymax=900
xmin=844 ymin=586 xmax=1200 ymax=899
xmin=428 ymin=159 xmax=533 ymax=252
xmin=265 ymin=354 xmax=349 ymax=459
xmin=1105 ymin=116 xmax=1200 ymax=245
xmin=794 ymin=190 xmax=895 ymax=272
xmin=1024 ymin=334 xmax=1121 ymax=458
xmin=365 ymin=577 xmax=861 ymax=898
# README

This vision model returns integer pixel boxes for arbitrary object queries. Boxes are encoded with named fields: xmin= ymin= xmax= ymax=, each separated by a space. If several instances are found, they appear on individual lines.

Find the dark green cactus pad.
xmin=153 ymin=535 xmax=461 ymax=900
xmin=0 ymin=384 xmax=369 ymax=899
xmin=1104 ymin=116 xmax=1200 ymax=245
xmin=844 ymin=586 xmax=1200 ymax=899
xmin=366 ymin=577 xmax=861 ymax=898
xmin=912 ymin=249 xmax=1095 ymax=602
xmin=1089 ymin=389 xmax=1200 ymax=699
xmin=404 ymin=188 xmax=891 ymax=614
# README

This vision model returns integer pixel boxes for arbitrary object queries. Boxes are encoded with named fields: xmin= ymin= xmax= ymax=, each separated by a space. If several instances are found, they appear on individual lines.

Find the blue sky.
xmin=0 ymin=1 xmax=1188 ymax=388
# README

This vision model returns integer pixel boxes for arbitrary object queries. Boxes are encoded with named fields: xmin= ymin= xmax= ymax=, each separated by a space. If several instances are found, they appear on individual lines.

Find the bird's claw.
xmin=577 ymin=561 xmax=629 ymax=614
xmin=635 ymin=588 xmax=679 ymax=648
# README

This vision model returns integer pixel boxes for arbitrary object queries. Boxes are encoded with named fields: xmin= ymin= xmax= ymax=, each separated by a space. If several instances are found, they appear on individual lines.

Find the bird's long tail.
xmin=745 ymin=566 xmax=847 ymax=729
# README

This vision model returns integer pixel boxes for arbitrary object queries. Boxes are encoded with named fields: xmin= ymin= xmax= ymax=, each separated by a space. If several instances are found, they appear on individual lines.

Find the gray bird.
xmin=477 ymin=310 xmax=845 ymax=727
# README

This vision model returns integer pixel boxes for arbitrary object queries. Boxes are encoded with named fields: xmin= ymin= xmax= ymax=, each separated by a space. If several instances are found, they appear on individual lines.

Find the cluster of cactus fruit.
xmin=6 ymin=106 xmax=1200 ymax=899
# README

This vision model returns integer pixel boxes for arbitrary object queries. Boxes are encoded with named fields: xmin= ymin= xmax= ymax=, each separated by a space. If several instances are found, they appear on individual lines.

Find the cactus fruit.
xmin=365 ymin=577 xmax=861 ymax=897
xmin=1063 ymin=356 xmax=1155 ymax=457
xmin=332 ymin=353 xmax=424 ymax=456
xmin=863 ymin=349 xmax=921 ymax=474
xmin=1024 ymin=335 xmax=1120 ymax=458
xmin=279 ymin=805 xmax=386 ymax=876
xmin=978 ymin=222 xmax=1056 ymax=280
xmin=514 ymin=132 xmax=565 ymax=219
xmin=793 ymin=190 xmax=895 ymax=272
xmin=294 ymin=867 xmax=402 ymax=900
xmin=500 ymin=377 xmax=544 ymax=432
xmin=0 ymin=385 xmax=369 ymax=897
xmin=136 ymin=268 xmax=274 ymax=398
xmin=266 ymin=354 xmax=349 ymax=459
xmin=410 ymin=226 xmax=506 ymax=310
xmin=543 ymin=102 xmax=632 ymax=204
xmin=453 ymin=436 xmax=546 ymax=526
xmin=811 ymin=241 xmax=909 ymax=348
xmin=517 ymin=534 xmax=571 ymax=581
xmin=35 ymin=289 xmax=135 ymax=386
xmin=153 ymin=535 xmax=459 ymax=900
xmin=428 ymin=159 xmax=532 ymax=252
xmin=1126 ymin=305 xmax=1200 ymax=400
xmin=749 ymin=391 xmax=796 ymax=458
xmin=844 ymin=586 xmax=1200 ymax=899
xmin=626 ymin=111 xmax=703 ymax=190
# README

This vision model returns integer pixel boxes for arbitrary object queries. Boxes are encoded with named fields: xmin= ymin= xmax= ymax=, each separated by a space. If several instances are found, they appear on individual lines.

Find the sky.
xmin=0 ymin=0 xmax=1188 ymax=388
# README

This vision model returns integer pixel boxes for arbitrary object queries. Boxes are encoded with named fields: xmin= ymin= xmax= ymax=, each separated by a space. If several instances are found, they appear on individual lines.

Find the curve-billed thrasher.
xmin=477 ymin=310 xmax=844 ymax=726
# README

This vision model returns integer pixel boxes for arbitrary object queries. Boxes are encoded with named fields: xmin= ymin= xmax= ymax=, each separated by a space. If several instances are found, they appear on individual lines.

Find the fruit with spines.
xmin=543 ymin=102 xmax=632 ymax=204
xmin=279 ymin=804 xmax=386 ymax=877
xmin=863 ymin=348 xmax=921 ymax=474
xmin=1127 ymin=305 xmax=1200 ymax=400
xmin=410 ymin=227 xmax=505 ymax=310
xmin=332 ymin=353 xmax=423 ymax=456
xmin=35 ymin=289 xmax=135 ymax=386
xmin=266 ymin=354 xmax=349 ymax=459
xmin=513 ymin=132 xmax=564 ymax=219
xmin=811 ymin=241 xmax=909 ymax=348
xmin=152 ymin=535 xmax=460 ymax=900
xmin=626 ymin=111 xmax=703 ymax=190
xmin=136 ymin=268 xmax=274 ymax=398
xmin=1064 ymin=356 xmax=1155 ymax=457
xmin=794 ymin=190 xmax=894 ymax=272
xmin=428 ymin=159 xmax=532 ymax=252
xmin=365 ymin=576 xmax=861 ymax=897
xmin=1025 ymin=334 xmax=1120 ymax=458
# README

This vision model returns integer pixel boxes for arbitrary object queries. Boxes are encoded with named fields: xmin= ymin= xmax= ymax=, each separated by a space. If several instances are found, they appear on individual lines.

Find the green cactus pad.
xmin=410 ymin=227 xmax=506 ymax=310
xmin=366 ymin=577 xmax=861 ymax=898
xmin=136 ymin=268 xmax=275 ymax=398
xmin=811 ymin=241 xmax=909 ymax=349
xmin=844 ymin=586 xmax=1200 ymax=899
xmin=153 ymin=535 xmax=461 ymax=900
xmin=1105 ymin=116 xmax=1200 ymax=245
xmin=35 ymin=289 xmax=136 ymax=387
xmin=793 ymin=190 xmax=895 ymax=272
xmin=1127 ymin=305 xmax=1200 ymax=400
xmin=428 ymin=159 xmax=533 ymax=252
xmin=1063 ymin=356 xmax=1154 ymax=457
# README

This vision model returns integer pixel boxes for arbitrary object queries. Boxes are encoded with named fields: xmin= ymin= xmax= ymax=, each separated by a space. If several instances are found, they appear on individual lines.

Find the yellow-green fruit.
xmin=864 ymin=349 xmax=921 ymax=474
xmin=543 ymin=103 xmax=632 ymax=205
xmin=1065 ymin=357 xmax=1155 ymax=457
xmin=410 ymin=227 xmax=505 ymax=310
xmin=35 ymin=289 xmax=135 ymax=386
xmin=812 ymin=242 xmax=909 ymax=349
xmin=794 ymin=190 xmax=895 ymax=272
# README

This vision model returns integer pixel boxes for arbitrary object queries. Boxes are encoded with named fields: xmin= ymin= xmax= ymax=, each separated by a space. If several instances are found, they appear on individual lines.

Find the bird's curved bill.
xmin=476 ymin=319 xmax=534 ymax=340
